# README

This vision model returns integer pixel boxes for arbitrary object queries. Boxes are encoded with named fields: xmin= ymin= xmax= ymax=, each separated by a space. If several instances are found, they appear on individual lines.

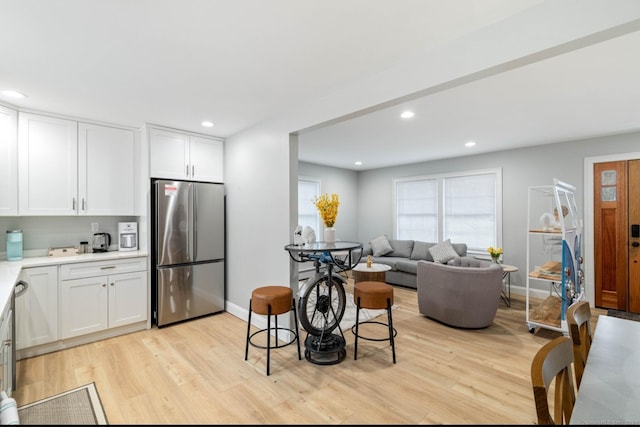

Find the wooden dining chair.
xmin=566 ymin=300 xmax=593 ymax=388
xmin=530 ymin=336 xmax=576 ymax=425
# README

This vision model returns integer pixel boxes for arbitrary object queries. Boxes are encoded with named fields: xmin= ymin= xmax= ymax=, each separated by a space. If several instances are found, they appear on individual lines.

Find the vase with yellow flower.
xmin=313 ymin=193 xmax=340 ymax=243
xmin=487 ymin=246 xmax=503 ymax=264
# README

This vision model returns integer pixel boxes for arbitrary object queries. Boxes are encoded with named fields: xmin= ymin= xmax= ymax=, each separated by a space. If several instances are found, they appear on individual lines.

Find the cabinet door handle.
xmin=186 ymin=164 xmax=189 ymax=177
xmin=15 ymin=280 xmax=29 ymax=297
xmin=82 ymin=198 xmax=85 ymax=210
xmin=110 ymin=282 xmax=115 ymax=287
xmin=72 ymin=197 xmax=76 ymax=210
xmin=100 ymin=266 xmax=116 ymax=270
xmin=192 ymin=165 xmax=195 ymax=177
xmin=102 ymin=283 xmax=107 ymax=287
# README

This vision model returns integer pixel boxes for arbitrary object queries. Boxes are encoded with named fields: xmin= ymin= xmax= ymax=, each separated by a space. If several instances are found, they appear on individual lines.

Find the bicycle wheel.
xmin=298 ymin=274 xmax=347 ymax=336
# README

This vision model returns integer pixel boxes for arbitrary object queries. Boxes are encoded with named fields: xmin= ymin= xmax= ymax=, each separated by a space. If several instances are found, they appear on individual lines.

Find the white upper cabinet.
xmin=0 ymin=105 xmax=18 ymax=216
xmin=78 ymin=123 xmax=137 ymax=215
xmin=190 ymin=134 xmax=224 ymax=183
xmin=18 ymin=112 xmax=139 ymax=216
xmin=18 ymin=112 xmax=78 ymax=215
xmin=149 ymin=127 xmax=223 ymax=182
xmin=148 ymin=127 xmax=190 ymax=179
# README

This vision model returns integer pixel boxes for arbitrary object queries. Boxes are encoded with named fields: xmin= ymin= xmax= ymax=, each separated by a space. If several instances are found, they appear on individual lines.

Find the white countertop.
xmin=0 ymin=250 xmax=148 ymax=314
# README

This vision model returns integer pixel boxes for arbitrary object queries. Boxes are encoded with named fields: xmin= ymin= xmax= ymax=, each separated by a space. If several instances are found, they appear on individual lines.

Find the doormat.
xmin=18 ymin=382 xmax=108 ymax=425
xmin=607 ymin=309 xmax=640 ymax=322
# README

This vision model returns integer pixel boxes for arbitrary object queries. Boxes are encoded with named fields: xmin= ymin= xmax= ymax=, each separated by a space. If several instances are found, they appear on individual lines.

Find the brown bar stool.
xmin=352 ymin=281 xmax=397 ymax=363
xmin=244 ymin=285 xmax=302 ymax=375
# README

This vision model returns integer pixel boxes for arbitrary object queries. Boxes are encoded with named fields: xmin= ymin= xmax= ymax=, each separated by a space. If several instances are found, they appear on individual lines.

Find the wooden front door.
xmin=629 ymin=160 xmax=640 ymax=313
xmin=594 ymin=160 xmax=640 ymax=313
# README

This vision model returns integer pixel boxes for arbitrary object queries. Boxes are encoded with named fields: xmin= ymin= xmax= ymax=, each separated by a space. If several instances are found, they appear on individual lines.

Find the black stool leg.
xmin=387 ymin=298 xmax=396 ymax=364
xmin=266 ymin=304 xmax=272 ymax=376
xmin=244 ymin=298 xmax=253 ymax=361
xmin=354 ymin=296 xmax=361 ymax=360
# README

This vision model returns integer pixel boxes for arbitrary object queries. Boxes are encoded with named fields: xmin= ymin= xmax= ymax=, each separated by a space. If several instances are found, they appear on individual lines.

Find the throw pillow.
xmin=428 ymin=239 xmax=460 ymax=264
xmin=369 ymin=235 xmax=393 ymax=257
xmin=387 ymin=239 xmax=414 ymax=258
xmin=410 ymin=241 xmax=435 ymax=261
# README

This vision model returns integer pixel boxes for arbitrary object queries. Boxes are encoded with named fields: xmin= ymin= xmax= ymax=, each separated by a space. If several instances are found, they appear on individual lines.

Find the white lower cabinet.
xmin=59 ymin=257 xmax=147 ymax=340
xmin=0 ymin=292 xmax=14 ymax=395
xmin=15 ymin=266 xmax=59 ymax=350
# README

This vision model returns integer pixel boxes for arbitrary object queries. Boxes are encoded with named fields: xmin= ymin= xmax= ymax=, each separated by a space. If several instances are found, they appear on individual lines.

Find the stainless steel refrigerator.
xmin=152 ymin=179 xmax=225 ymax=327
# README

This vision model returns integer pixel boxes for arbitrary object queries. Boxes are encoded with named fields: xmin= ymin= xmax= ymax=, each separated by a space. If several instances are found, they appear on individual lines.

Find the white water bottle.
xmin=0 ymin=391 xmax=19 ymax=425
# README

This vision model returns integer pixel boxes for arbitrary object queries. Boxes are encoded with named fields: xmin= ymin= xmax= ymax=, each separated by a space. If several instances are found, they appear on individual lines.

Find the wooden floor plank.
xmin=13 ymin=278 xmax=604 ymax=424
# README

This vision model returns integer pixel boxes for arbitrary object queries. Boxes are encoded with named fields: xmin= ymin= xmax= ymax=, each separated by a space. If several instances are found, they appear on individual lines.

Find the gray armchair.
xmin=416 ymin=257 xmax=504 ymax=329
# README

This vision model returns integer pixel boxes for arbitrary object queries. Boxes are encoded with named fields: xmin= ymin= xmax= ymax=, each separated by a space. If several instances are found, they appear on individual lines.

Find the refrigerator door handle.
xmin=188 ymin=182 xmax=194 ymax=262
xmin=193 ymin=184 xmax=198 ymax=260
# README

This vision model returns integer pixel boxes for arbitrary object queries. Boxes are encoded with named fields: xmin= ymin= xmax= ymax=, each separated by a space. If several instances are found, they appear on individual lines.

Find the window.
xmin=395 ymin=178 xmax=437 ymax=242
xmin=298 ymin=177 xmax=320 ymax=232
xmin=394 ymin=169 xmax=502 ymax=255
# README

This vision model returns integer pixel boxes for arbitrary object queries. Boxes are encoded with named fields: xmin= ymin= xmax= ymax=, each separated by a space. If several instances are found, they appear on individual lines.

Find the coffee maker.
xmin=118 ymin=222 xmax=138 ymax=252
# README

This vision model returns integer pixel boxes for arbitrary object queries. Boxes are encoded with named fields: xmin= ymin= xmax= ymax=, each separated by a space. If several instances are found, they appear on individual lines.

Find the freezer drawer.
xmin=155 ymin=261 xmax=224 ymax=327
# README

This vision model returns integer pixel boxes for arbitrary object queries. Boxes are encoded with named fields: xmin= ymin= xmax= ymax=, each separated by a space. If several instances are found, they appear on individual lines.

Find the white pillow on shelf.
xmin=369 ymin=235 xmax=393 ymax=257
xmin=428 ymin=239 xmax=460 ymax=264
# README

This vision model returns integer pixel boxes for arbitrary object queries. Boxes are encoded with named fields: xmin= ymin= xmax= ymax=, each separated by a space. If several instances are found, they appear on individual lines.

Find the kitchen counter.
xmin=0 ymin=250 xmax=149 ymax=320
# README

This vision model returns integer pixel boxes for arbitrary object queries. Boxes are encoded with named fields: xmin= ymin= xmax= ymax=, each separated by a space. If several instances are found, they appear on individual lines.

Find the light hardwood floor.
xmin=13 ymin=279 xmax=604 ymax=424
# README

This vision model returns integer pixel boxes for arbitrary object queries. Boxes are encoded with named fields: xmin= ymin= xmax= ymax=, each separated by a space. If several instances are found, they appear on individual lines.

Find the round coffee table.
xmin=352 ymin=263 xmax=391 ymax=284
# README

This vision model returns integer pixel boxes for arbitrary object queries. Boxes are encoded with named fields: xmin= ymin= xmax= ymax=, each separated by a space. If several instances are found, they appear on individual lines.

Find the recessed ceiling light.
xmin=400 ymin=111 xmax=415 ymax=119
xmin=355 ymin=161 xmax=362 ymax=166
xmin=201 ymin=121 xmax=214 ymax=128
xmin=465 ymin=141 xmax=476 ymax=147
xmin=2 ymin=90 xmax=27 ymax=99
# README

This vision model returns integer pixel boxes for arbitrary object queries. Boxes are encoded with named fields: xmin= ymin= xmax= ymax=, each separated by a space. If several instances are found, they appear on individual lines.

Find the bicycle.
xmin=285 ymin=241 xmax=363 ymax=364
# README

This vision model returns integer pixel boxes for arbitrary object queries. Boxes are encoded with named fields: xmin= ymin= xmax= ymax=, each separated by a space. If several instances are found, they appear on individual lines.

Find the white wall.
xmin=355 ymin=130 xmax=640 ymax=300
xmin=221 ymin=4 xmax=640 ymax=321
xmin=298 ymin=162 xmax=359 ymax=242
xmin=223 ymin=127 xmax=296 ymax=320
xmin=0 ymin=216 xmax=137 ymax=256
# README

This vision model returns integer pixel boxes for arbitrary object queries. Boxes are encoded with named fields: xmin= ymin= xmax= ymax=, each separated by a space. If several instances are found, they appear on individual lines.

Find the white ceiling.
xmin=2 ymin=1 xmax=640 ymax=170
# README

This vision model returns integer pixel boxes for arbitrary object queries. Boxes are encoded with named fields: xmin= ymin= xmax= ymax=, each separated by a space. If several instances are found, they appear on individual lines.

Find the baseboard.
xmin=511 ymin=284 xmax=551 ymax=300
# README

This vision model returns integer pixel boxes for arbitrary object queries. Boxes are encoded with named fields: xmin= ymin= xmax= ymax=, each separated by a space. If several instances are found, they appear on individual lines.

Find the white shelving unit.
xmin=526 ymin=179 xmax=584 ymax=334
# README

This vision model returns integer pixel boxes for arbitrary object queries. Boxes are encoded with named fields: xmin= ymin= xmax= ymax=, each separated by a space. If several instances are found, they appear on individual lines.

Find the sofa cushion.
xmin=369 ymin=235 xmax=393 ymax=257
xmin=448 ymin=256 xmax=490 ymax=268
xmin=395 ymin=259 xmax=418 ymax=275
xmin=429 ymin=239 xmax=460 ymax=264
xmin=410 ymin=241 xmax=435 ymax=261
xmin=387 ymin=239 xmax=414 ymax=258
xmin=451 ymin=242 xmax=468 ymax=257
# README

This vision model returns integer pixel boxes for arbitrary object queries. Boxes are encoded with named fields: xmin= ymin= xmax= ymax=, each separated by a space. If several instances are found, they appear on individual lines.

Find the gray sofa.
xmin=359 ymin=239 xmax=468 ymax=289
xmin=416 ymin=257 xmax=503 ymax=328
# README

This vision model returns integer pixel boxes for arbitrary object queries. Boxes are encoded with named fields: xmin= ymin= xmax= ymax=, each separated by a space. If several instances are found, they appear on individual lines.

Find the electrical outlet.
xmin=91 ymin=223 xmax=99 ymax=233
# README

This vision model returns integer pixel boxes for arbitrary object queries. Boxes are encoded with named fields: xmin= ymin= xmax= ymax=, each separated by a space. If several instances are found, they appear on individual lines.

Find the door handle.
xmin=633 ymin=242 xmax=640 ymax=247
xmin=14 ymin=280 xmax=29 ymax=297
